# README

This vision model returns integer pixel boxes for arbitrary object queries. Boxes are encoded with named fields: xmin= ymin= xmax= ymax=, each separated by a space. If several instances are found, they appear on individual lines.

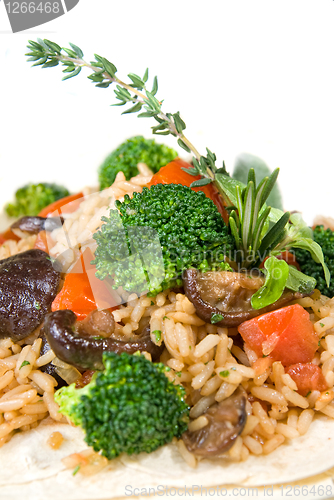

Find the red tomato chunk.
xmin=286 ymin=363 xmax=328 ymax=396
xmin=238 ymin=304 xmax=319 ymax=367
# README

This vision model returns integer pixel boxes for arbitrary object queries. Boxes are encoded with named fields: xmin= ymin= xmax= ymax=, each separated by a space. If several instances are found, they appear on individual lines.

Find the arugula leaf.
xmin=251 ymin=256 xmax=289 ymax=309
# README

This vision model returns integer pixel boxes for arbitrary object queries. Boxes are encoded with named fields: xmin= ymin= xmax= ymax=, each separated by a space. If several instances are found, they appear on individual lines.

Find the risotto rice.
xmin=1 ymin=166 xmax=334 ymax=469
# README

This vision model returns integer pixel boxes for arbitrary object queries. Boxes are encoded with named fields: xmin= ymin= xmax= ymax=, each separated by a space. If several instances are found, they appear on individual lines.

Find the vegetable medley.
xmin=1 ymin=39 xmax=334 ymax=474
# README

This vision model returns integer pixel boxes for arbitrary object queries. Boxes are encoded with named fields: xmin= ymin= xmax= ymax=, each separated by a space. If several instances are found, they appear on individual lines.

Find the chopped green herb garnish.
xmin=152 ymin=330 xmax=161 ymax=343
xmin=20 ymin=360 xmax=30 ymax=369
xmin=175 ymin=371 xmax=182 ymax=378
xmin=151 ymin=301 xmax=155 ymax=306
xmin=163 ymin=316 xmax=170 ymax=320
xmin=219 ymin=370 xmax=230 ymax=378
xmin=34 ymin=302 xmax=41 ymax=310
xmin=320 ymin=323 xmax=325 ymax=328
xmin=72 ymin=465 xmax=81 ymax=476
xmin=211 ymin=313 xmax=224 ymax=324
xmin=305 ymin=391 xmax=312 ymax=397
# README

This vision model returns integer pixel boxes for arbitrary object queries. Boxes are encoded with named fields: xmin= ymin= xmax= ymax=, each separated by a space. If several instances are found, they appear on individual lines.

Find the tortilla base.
xmin=1 ymin=416 xmax=334 ymax=499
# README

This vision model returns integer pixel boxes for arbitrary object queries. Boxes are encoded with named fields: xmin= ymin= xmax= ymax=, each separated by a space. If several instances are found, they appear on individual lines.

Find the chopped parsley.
xmin=219 ymin=370 xmax=230 ymax=377
xmin=72 ymin=465 xmax=81 ymax=476
xmin=20 ymin=360 xmax=30 ymax=369
xmin=211 ymin=313 xmax=224 ymax=324
xmin=152 ymin=330 xmax=161 ymax=343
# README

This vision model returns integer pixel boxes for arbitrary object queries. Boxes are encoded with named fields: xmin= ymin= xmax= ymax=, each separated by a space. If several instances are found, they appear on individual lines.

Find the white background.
xmin=0 ymin=0 xmax=334 ymax=230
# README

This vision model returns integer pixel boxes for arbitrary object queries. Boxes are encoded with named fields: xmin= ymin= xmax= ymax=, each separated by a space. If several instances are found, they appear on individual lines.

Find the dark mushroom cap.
xmin=182 ymin=389 xmax=247 ymax=456
xmin=183 ymin=268 xmax=306 ymax=327
xmin=0 ymin=249 xmax=61 ymax=341
xmin=11 ymin=216 xmax=63 ymax=235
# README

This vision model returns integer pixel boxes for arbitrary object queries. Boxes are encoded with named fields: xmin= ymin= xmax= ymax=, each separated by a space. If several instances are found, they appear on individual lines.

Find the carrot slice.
xmin=51 ymin=248 xmax=118 ymax=321
xmin=38 ymin=192 xmax=84 ymax=218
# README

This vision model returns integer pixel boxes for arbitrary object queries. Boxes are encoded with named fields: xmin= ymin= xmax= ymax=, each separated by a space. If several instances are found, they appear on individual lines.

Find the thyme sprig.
xmin=26 ymin=39 xmax=201 ymax=161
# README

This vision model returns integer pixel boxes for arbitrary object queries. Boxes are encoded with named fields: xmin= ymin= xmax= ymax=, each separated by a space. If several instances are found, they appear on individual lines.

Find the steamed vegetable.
xmin=51 ymin=249 xmax=118 ymax=320
xmin=238 ymin=304 xmax=319 ymax=366
xmin=295 ymin=225 xmax=334 ymax=297
xmin=148 ymin=158 xmax=228 ymax=221
xmin=5 ymin=183 xmax=70 ymax=218
xmin=93 ymin=183 xmax=234 ymax=296
xmin=54 ymin=351 xmax=189 ymax=459
xmin=98 ymin=136 xmax=178 ymax=189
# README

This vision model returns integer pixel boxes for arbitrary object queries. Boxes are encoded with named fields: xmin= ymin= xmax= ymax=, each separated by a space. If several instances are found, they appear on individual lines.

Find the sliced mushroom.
xmin=0 ymin=249 xmax=61 ymax=341
xmin=11 ymin=216 xmax=63 ymax=235
xmin=44 ymin=309 xmax=164 ymax=371
xmin=38 ymin=335 xmax=67 ymax=388
xmin=76 ymin=309 xmax=115 ymax=338
xmin=183 ymin=268 xmax=307 ymax=327
xmin=182 ymin=389 xmax=247 ymax=457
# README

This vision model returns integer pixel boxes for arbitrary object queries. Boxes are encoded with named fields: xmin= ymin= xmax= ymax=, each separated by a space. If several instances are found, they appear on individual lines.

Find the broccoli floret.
xmin=98 ymin=136 xmax=178 ymax=189
xmin=54 ymin=352 xmax=189 ymax=459
xmin=294 ymin=225 xmax=334 ymax=297
xmin=5 ymin=183 xmax=70 ymax=217
xmin=93 ymin=184 xmax=234 ymax=295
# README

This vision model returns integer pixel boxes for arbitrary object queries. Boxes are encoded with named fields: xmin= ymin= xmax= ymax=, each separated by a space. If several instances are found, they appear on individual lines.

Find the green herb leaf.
xmin=219 ymin=370 xmax=230 ymax=377
xmin=72 ymin=465 xmax=81 ymax=476
xmin=285 ymin=265 xmax=316 ymax=294
xmin=152 ymin=330 xmax=161 ymax=342
xmin=190 ymin=178 xmax=212 ymax=188
xmin=211 ymin=313 xmax=224 ymax=324
xmin=20 ymin=360 xmax=31 ymax=369
xmin=251 ymin=256 xmax=289 ymax=309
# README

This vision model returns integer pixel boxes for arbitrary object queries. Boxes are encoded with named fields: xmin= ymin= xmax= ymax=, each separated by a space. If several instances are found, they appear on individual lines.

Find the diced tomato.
xmin=38 ymin=192 xmax=84 ymax=218
xmin=286 ymin=363 xmax=328 ymax=396
xmin=238 ymin=304 xmax=319 ymax=367
xmin=147 ymin=159 xmax=229 ymax=223
xmin=51 ymin=247 xmax=118 ymax=321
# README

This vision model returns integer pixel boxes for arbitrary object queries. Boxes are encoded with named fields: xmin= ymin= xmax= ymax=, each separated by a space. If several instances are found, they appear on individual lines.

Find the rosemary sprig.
xmin=228 ymin=167 xmax=290 ymax=268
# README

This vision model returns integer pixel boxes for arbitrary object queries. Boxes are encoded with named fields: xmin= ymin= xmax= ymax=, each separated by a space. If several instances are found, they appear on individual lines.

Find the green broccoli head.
xmin=5 ymin=183 xmax=70 ymax=218
xmin=93 ymin=183 xmax=234 ymax=295
xmin=98 ymin=136 xmax=178 ymax=189
xmin=294 ymin=225 xmax=334 ymax=297
xmin=54 ymin=352 xmax=189 ymax=460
